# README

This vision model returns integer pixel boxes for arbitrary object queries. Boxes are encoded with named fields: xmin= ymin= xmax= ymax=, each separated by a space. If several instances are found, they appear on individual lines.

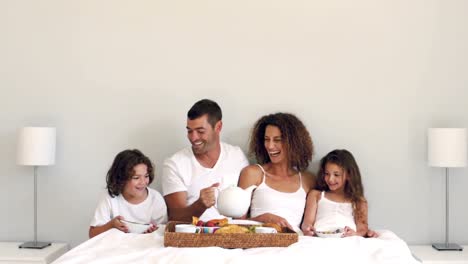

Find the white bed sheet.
xmin=53 ymin=226 xmax=419 ymax=264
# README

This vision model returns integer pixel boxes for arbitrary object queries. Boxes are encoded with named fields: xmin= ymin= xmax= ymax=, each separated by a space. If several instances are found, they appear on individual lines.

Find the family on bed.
xmin=89 ymin=99 xmax=378 ymax=239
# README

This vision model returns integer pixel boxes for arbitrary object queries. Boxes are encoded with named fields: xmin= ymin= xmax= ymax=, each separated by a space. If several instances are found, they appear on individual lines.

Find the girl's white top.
xmin=314 ymin=191 xmax=356 ymax=231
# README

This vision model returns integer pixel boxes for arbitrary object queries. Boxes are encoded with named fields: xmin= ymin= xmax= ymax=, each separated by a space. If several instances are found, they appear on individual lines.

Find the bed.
xmin=53 ymin=227 xmax=419 ymax=264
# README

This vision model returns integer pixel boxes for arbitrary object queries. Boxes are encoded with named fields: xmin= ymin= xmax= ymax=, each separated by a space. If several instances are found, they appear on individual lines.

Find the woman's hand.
xmin=253 ymin=213 xmax=294 ymax=231
xmin=301 ymin=224 xmax=315 ymax=236
xmin=111 ymin=216 xmax=129 ymax=233
xmin=343 ymin=226 xmax=357 ymax=237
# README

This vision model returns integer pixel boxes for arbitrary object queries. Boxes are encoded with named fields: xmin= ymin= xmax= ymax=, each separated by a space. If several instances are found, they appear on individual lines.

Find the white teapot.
xmin=217 ymin=185 xmax=257 ymax=218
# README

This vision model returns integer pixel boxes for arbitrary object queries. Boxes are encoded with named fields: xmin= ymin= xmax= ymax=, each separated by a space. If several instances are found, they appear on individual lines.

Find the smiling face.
xmin=187 ymin=114 xmax=221 ymax=156
xmin=264 ymin=125 xmax=287 ymax=164
xmin=122 ymin=163 xmax=150 ymax=201
xmin=324 ymin=162 xmax=347 ymax=192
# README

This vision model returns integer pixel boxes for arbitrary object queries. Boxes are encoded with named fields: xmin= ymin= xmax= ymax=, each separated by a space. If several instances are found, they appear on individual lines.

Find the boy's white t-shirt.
xmin=162 ymin=142 xmax=249 ymax=221
xmin=90 ymin=187 xmax=168 ymax=227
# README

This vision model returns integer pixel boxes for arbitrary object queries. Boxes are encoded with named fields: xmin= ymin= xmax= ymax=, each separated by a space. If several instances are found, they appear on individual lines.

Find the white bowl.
xmin=175 ymin=224 xmax=199 ymax=233
xmin=255 ymin=227 xmax=277 ymax=234
xmin=121 ymin=219 xmax=150 ymax=234
xmin=316 ymin=227 xmax=344 ymax=238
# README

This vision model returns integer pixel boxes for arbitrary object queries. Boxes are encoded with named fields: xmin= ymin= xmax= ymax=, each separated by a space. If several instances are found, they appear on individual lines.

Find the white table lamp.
xmin=428 ymin=128 xmax=466 ymax=251
xmin=17 ymin=127 xmax=56 ymax=249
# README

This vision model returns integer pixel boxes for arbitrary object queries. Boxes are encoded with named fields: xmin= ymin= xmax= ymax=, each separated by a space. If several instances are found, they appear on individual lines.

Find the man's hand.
xmin=198 ymin=183 xmax=220 ymax=208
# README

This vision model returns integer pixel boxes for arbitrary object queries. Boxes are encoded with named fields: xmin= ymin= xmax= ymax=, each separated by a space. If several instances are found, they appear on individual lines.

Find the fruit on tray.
xmin=192 ymin=216 xmax=229 ymax=227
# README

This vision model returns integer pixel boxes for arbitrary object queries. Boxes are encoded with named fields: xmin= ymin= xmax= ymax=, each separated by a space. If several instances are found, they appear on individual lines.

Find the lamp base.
xmin=19 ymin=241 xmax=51 ymax=249
xmin=432 ymin=243 xmax=463 ymax=251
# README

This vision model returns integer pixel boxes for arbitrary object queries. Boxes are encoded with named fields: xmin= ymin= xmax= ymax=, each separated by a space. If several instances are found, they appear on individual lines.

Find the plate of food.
xmin=120 ymin=219 xmax=150 ymax=234
xmin=315 ymin=227 xmax=344 ymax=238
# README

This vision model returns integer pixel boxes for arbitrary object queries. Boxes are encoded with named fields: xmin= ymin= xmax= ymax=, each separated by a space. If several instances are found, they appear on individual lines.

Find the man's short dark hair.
xmin=187 ymin=99 xmax=222 ymax=128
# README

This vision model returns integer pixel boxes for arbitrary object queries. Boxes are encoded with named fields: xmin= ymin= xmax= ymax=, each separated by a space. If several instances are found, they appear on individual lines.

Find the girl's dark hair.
xmin=106 ymin=149 xmax=154 ymax=197
xmin=249 ymin=112 xmax=313 ymax=171
xmin=316 ymin=149 xmax=365 ymax=217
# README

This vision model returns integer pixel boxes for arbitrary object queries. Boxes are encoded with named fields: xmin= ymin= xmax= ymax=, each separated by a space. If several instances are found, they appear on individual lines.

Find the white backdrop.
xmin=1 ymin=0 xmax=467 ymax=248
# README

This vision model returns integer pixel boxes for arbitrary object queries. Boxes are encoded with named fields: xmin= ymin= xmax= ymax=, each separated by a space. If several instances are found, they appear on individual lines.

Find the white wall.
xmin=1 ymin=0 xmax=467 ymax=248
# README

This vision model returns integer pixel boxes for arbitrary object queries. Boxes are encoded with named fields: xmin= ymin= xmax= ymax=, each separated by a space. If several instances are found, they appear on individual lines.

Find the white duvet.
xmin=53 ymin=226 xmax=419 ymax=264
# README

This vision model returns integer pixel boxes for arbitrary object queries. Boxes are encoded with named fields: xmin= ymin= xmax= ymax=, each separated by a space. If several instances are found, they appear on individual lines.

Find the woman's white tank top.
xmin=249 ymin=164 xmax=307 ymax=232
xmin=314 ymin=191 xmax=356 ymax=231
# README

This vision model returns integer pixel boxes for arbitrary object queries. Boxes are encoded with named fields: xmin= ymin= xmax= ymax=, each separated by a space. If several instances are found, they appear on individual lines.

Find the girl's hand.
xmin=111 ymin=216 xmax=129 ymax=233
xmin=144 ymin=223 xmax=158 ymax=234
xmin=343 ymin=226 xmax=357 ymax=237
xmin=366 ymin=229 xmax=379 ymax=238
xmin=301 ymin=224 xmax=315 ymax=236
xmin=254 ymin=213 xmax=294 ymax=231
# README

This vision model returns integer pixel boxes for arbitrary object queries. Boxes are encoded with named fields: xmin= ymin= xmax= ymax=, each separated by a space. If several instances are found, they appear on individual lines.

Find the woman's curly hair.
xmin=249 ymin=113 xmax=313 ymax=171
xmin=106 ymin=149 xmax=154 ymax=197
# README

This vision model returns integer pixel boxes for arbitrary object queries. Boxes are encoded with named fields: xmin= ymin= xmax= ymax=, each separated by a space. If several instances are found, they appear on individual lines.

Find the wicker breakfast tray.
xmin=164 ymin=221 xmax=298 ymax=248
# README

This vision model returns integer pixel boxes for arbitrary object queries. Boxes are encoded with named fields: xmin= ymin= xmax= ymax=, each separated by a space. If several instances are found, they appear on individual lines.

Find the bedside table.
xmin=0 ymin=242 xmax=69 ymax=264
xmin=409 ymin=245 xmax=468 ymax=264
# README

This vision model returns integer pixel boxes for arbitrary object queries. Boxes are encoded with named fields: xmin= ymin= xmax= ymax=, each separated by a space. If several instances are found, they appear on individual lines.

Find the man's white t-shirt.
xmin=90 ymin=188 xmax=168 ymax=227
xmin=162 ymin=142 xmax=249 ymax=221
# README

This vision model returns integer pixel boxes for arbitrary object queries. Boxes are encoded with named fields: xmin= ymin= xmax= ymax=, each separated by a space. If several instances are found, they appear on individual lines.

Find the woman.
xmin=238 ymin=113 xmax=314 ymax=232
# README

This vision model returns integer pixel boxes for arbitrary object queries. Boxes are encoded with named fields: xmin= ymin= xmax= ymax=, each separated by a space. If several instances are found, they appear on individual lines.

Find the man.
xmin=162 ymin=99 xmax=249 ymax=221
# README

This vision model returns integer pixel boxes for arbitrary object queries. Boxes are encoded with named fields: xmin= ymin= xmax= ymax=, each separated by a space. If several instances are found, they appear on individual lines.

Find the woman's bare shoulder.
xmin=239 ymin=164 xmax=264 ymax=187
xmin=301 ymin=171 xmax=316 ymax=191
xmin=240 ymin=164 xmax=263 ymax=175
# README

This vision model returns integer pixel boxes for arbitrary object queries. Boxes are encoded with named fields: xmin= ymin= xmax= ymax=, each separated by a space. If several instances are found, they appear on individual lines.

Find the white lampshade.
xmin=17 ymin=127 xmax=56 ymax=166
xmin=428 ymin=128 xmax=467 ymax=168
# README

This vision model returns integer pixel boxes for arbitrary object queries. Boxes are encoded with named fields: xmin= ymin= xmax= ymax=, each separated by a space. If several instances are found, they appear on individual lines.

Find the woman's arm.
xmin=238 ymin=165 xmax=263 ymax=189
xmin=301 ymin=171 xmax=315 ymax=193
xmin=237 ymin=165 xmax=263 ymax=219
xmin=301 ymin=190 xmax=319 ymax=236
xmin=251 ymin=213 xmax=294 ymax=230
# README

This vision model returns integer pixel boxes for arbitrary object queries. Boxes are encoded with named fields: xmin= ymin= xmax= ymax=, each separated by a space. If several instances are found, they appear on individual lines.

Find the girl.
xmin=89 ymin=149 xmax=167 ymax=238
xmin=301 ymin=149 xmax=370 ymax=237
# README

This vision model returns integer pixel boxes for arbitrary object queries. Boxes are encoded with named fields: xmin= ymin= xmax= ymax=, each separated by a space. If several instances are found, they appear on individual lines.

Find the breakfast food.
xmin=192 ymin=217 xmax=229 ymax=227
xmin=215 ymin=225 xmax=250 ymax=234
xmin=317 ymin=228 xmax=343 ymax=234
xmin=186 ymin=217 xmax=287 ymax=234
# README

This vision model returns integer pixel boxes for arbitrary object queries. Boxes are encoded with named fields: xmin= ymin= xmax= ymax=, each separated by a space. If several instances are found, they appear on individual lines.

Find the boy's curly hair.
xmin=106 ymin=149 xmax=154 ymax=197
